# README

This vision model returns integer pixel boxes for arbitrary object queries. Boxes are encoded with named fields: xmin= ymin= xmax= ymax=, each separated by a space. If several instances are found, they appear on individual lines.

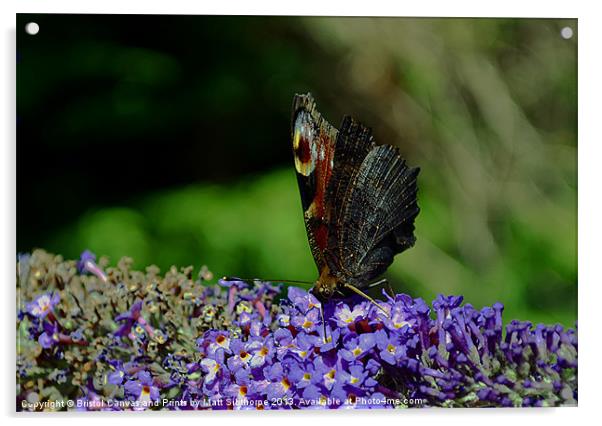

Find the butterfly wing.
xmin=325 ymin=118 xmax=420 ymax=286
xmin=291 ymin=93 xmax=338 ymax=273
xmin=291 ymin=93 xmax=420 ymax=287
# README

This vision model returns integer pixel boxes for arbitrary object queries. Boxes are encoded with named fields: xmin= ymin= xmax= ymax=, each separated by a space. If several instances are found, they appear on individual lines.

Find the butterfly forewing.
xmin=291 ymin=94 xmax=338 ymax=273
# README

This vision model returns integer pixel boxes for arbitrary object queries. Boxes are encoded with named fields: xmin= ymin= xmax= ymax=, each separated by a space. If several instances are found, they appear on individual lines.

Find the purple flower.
xmin=277 ymin=312 xmax=291 ymax=327
xmin=331 ymin=376 xmax=378 ymax=407
xmin=226 ymin=338 xmax=254 ymax=371
xmin=291 ymin=308 xmax=321 ymax=333
xmin=333 ymin=302 xmax=369 ymax=327
xmin=340 ymin=332 xmax=376 ymax=362
xmin=107 ymin=369 xmax=126 ymax=386
xmin=37 ymin=321 xmax=86 ymax=349
xmin=218 ymin=278 xmax=248 ymax=313
xmin=217 ymin=278 xmax=249 ymax=290
xmin=288 ymin=360 xmax=317 ymax=389
xmin=114 ymin=300 xmax=154 ymax=340
xmin=77 ymin=250 xmax=108 ymax=282
xmin=106 ymin=362 xmax=127 ymax=385
xmin=382 ymin=301 xmax=412 ymax=331
xmin=198 ymin=330 xmax=232 ymax=357
xmin=124 ymin=371 xmax=160 ymax=408
xmin=286 ymin=332 xmax=319 ymax=362
xmin=287 ymin=286 xmax=321 ymax=314
xmin=38 ymin=321 xmax=60 ymax=348
xmin=365 ymin=392 xmax=390 ymax=409
xmin=74 ymin=392 xmax=105 ymax=411
xmin=300 ymin=384 xmax=338 ymax=408
xmin=200 ymin=349 xmax=226 ymax=385
xmin=26 ymin=292 xmax=60 ymax=318
xmin=375 ymin=329 xmax=404 ymax=365
xmin=247 ymin=338 xmax=274 ymax=368
xmin=312 ymin=357 xmax=340 ymax=391
xmin=340 ymin=363 xmax=377 ymax=388
xmin=264 ymin=362 xmax=294 ymax=400
xmin=16 ymin=250 xmax=578 ymax=410
xmin=224 ymin=370 xmax=252 ymax=401
xmin=315 ymin=324 xmax=342 ymax=351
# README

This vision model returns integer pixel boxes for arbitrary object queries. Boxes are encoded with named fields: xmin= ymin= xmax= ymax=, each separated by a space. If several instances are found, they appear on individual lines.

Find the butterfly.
xmin=224 ymin=93 xmax=420 ymax=317
xmin=291 ymin=93 xmax=420 ymax=309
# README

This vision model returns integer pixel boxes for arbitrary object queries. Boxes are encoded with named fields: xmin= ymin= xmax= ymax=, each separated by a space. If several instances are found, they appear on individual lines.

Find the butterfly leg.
xmin=342 ymin=283 xmax=389 ymax=317
xmin=364 ymin=278 xmax=394 ymax=297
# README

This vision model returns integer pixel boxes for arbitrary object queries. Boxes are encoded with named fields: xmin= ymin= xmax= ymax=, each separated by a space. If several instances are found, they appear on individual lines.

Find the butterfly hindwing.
xmin=321 ymin=109 xmax=419 ymax=287
xmin=335 ymin=144 xmax=419 ymax=284
xmin=328 ymin=116 xmax=376 ymax=233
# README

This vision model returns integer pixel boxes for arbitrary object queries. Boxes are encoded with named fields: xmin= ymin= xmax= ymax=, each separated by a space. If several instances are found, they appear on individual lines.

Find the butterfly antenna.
xmin=342 ymin=283 xmax=389 ymax=317
xmin=222 ymin=276 xmax=314 ymax=285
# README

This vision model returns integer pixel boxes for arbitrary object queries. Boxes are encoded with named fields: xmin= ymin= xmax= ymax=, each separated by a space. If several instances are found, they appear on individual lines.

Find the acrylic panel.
xmin=16 ymin=14 xmax=577 ymax=411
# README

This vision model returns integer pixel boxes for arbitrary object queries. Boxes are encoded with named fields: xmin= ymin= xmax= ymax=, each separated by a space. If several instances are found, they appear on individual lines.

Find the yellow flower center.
xmin=394 ymin=320 xmax=410 ymax=329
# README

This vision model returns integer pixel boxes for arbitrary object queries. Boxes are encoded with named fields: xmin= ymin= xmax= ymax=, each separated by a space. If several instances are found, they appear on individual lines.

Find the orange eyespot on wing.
xmin=293 ymin=111 xmax=318 ymax=177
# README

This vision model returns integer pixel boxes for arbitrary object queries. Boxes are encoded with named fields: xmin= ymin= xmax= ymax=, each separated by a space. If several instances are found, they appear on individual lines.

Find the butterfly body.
xmin=291 ymin=93 xmax=420 ymax=302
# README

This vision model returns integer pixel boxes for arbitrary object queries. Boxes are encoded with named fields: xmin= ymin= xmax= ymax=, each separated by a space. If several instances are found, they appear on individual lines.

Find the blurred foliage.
xmin=17 ymin=16 xmax=576 ymax=327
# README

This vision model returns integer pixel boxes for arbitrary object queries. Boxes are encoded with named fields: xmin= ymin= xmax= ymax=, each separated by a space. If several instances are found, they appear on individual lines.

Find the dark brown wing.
xmin=324 ymin=118 xmax=420 ymax=286
xmin=291 ymin=93 xmax=338 ymax=273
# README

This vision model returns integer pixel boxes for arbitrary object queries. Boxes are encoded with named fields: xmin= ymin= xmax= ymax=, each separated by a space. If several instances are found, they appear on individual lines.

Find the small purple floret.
xmin=77 ymin=249 xmax=108 ymax=282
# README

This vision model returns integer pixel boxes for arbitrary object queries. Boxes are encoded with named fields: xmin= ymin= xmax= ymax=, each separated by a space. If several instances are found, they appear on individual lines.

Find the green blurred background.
xmin=17 ymin=15 xmax=577 ymax=326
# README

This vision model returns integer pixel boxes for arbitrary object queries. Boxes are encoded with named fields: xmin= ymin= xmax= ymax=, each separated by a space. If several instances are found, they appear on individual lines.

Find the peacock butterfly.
xmin=291 ymin=93 xmax=420 ymax=306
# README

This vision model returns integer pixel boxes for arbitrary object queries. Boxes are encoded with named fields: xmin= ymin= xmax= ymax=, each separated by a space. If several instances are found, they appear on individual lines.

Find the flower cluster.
xmin=16 ymin=250 xmax=577 ymax=411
